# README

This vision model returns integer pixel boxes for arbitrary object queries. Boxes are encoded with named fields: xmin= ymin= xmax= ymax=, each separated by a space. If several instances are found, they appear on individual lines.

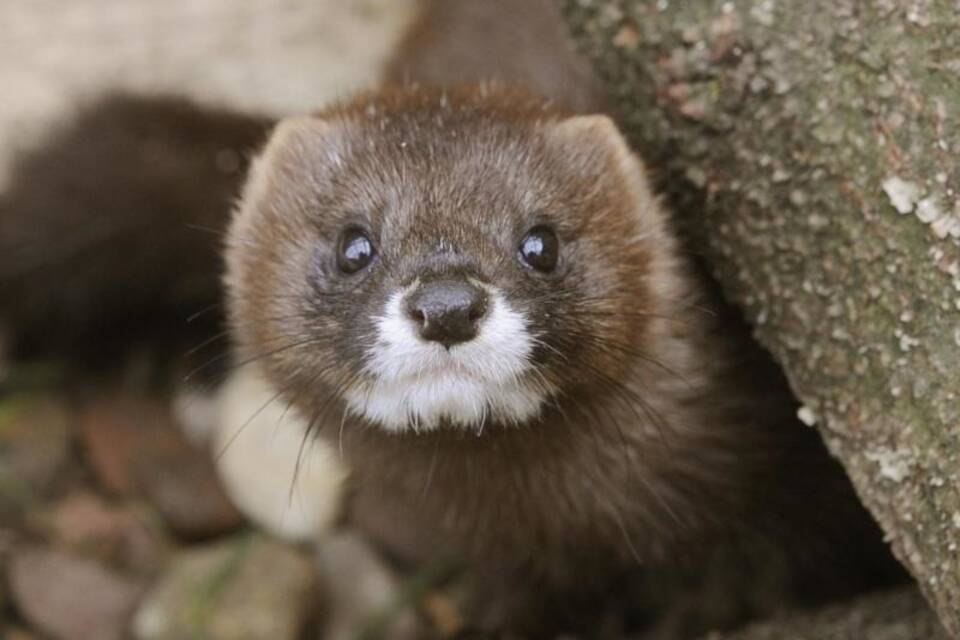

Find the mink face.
xmin=226 ymin=86 xmax=675 ymax=434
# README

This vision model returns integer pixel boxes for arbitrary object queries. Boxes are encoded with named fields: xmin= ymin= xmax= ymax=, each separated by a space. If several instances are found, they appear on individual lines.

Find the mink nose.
xmin=404 ymin=280 xmax=489 ymax=348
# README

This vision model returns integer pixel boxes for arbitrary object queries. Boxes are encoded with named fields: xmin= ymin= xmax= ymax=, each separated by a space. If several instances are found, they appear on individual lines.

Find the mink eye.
xmin=518 ymin=225 xmax=559 ymax=273
xmin=336 ymin=227 xmax=376 ymax=274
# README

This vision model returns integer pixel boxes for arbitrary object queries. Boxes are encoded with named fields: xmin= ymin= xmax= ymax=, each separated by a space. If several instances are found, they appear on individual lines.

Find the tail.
xmin=0 ymin=94 xmax=272 ymax=368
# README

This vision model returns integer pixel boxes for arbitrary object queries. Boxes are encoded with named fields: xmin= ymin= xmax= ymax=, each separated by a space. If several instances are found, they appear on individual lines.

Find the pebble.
xmin=42 ymin=490 xmax=167 ymax=574
xmin=77 ymin=392 xmax=242 ymax=539
xmin=132 ymin=534 xmax=315 ymax=640
xmin=9 ymin=547 xmax=142 ymax=640
xmin=214 ymin=368 xmax=346 ymax=542
xmin=315 ymin=532 xmax=422 ymax=640
xmin=137 ymin=434 xmax=244 ymax=540
xmin=77 ymin=394 xmax=158 ymax=496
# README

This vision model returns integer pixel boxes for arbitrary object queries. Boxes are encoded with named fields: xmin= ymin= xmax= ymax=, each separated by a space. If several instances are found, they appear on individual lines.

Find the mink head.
xmin=226 ymin=86 xmax=676 ymax=433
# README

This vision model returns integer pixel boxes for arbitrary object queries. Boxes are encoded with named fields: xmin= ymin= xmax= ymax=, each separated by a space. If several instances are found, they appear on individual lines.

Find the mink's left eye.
xmin=518 ymin=225 xmax=559 ymax=273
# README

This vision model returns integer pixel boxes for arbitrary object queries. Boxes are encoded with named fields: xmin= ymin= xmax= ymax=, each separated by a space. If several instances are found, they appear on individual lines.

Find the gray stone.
xmin=132 ymin=534 xmax=315 ymax=640
xmin=9 ymin=547 xmax=142 ymax=640
xmin=315 ymin=532 xmax=423 ymax=640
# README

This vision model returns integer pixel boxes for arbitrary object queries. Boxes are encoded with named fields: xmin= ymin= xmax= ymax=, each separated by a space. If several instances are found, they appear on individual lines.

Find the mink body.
xmin=227 ymin=3 xmax=903 ymax=636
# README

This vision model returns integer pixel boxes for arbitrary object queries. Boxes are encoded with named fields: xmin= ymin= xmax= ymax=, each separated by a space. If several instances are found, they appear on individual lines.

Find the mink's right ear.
xmin=236 ymin=116 xmax=338 ymax=218
xmin=228 ymin=115 xmax=340 ymax=258
xmin=261 ymin=116 xmax=335 ymax=171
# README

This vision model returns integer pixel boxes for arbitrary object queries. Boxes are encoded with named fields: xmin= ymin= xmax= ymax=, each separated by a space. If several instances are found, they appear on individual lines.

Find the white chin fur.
xmin=344 ymin=285 xmax=548 ymax=432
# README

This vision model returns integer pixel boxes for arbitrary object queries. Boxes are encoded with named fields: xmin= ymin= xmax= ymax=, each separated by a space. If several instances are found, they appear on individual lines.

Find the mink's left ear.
xmin=549 ymin=114 xmax=654 ymax=201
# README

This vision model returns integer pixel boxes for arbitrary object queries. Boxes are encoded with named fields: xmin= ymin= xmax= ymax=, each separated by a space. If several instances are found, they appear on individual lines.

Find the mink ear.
xmin=549 ymin=114 xmax=655 ymax=203
xmin=550 ymin=114 xmax=644 ymax=178
xmin=238 ymin=115 xmax=336 ymax=212
xmin=260 ymin=115 xmax=335 ymax=171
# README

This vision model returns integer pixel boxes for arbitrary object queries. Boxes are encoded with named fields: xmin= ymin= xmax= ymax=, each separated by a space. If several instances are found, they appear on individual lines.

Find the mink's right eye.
xmin=336 ymin=227 xmax=376 ymax=274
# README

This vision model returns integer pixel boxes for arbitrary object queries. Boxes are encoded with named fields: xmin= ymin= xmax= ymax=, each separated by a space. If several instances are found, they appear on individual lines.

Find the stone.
xmin=214 ymin=368 xmax=346 ymax=542
xmin=315 ymin=532 xmax=422 ymax=640
xmin=9 ymin=547 xmax=142 ymax=640
xmin=41 ymin=490 xmax=168 ymax=574
xmin=136 ymin=430 xmax=243 ymax=541
xmin=77 ymin=392 xmax=242 ymax=539
xmin=76 ymin=394 xmax=157 ymax=496
xmin=132 ymin=534 xmax=315 ymax=640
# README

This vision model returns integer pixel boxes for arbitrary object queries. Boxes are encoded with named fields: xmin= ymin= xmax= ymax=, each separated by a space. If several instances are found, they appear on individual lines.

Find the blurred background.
xmin=0 ymin=0 xmax=417 ymax=187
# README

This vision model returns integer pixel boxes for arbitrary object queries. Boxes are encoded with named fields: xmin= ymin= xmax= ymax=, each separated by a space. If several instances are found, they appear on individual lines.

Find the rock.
xmin=704 ymin=587 xmax=949 ymax=640
xmin=76 ymin=394 xmax=157 ymax=496
xmin=77 ymin=392 xmax=243 ymax=539
xmin=41 ymin=490 xmax=168 ymax=574
xmin=0 ymin=396 xmax=71 ymax=517
xmin=171 ymin=384 xmax=220 ymax=448
xmin=136 ymin=428 xmax=243 ymax=541
xmin=559 ymin=1 xmax=960 ymax=631
xmin=9 ymin=547 xmax=142 ymax=640
xmin=214 ymin=368 xmax=347 ymax=542
xmin=132 ymin=534 xmax=315 ymax=640
xmin=315 ymin=532 xmax=422 ymax=640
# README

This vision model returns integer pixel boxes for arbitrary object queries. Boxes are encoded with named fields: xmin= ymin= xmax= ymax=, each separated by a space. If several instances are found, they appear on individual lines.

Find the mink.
xmin=225 ymin=85 xmax=903 ymax=637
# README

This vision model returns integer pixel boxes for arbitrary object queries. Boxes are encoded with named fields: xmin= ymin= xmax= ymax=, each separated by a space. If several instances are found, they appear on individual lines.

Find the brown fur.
xmin=225 ymin=85 xmax=901 ymax=637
